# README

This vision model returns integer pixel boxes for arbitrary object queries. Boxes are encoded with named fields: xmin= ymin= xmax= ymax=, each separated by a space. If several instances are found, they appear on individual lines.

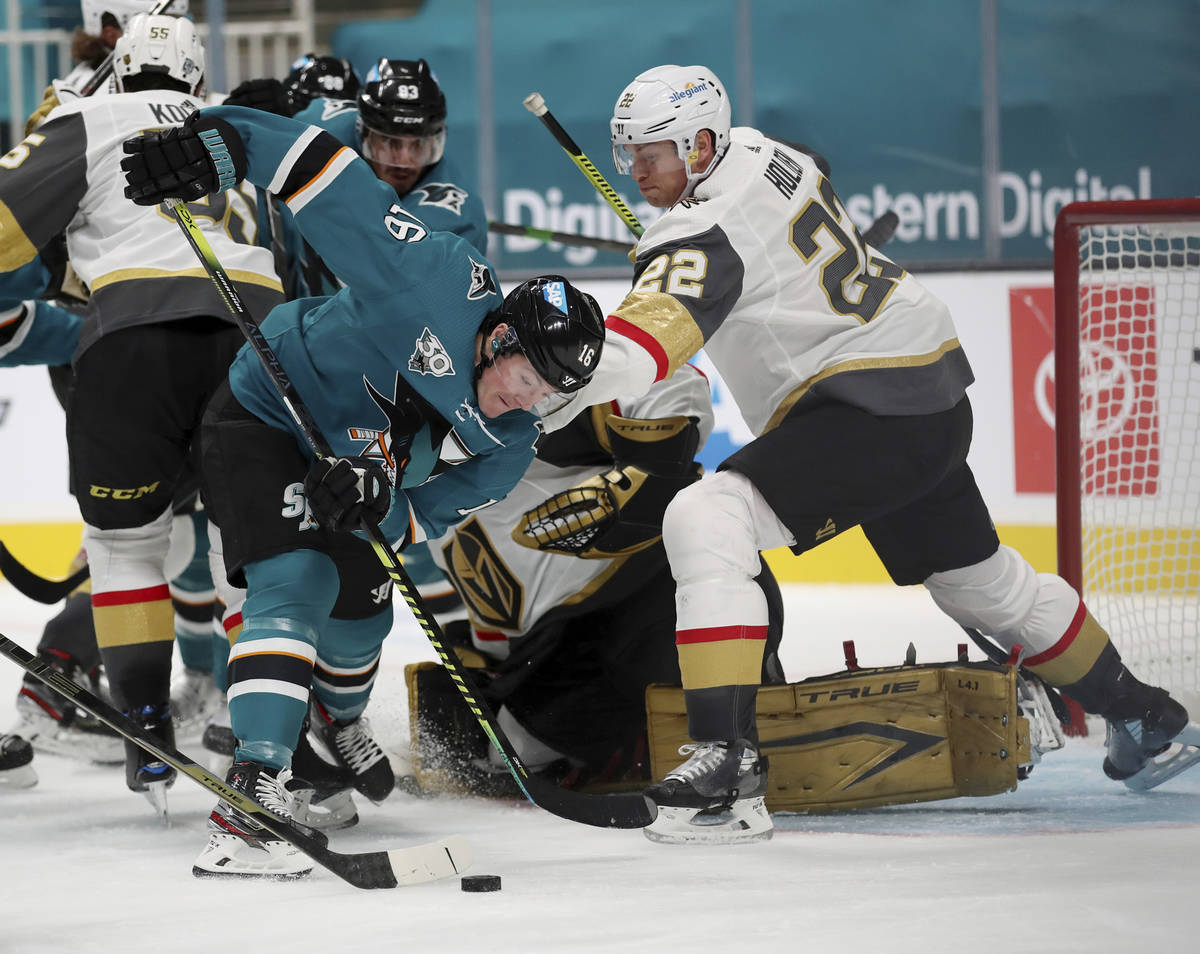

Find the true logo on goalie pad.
xmin=647 ymin=662 xmax=1031 ymax=813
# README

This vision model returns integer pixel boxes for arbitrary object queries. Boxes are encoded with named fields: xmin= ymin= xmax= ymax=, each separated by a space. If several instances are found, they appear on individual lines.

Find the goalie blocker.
xmin=647 ymin=658 xmax=1043 ymax=813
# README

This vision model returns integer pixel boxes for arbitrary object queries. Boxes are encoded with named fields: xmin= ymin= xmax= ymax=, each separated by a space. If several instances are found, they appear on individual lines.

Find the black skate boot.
xmin=123 ymin=702 xmax=177 ymax=820
xmin=0 ymin=733 xmax=37 ymax=789
xmin=1102 ymin=682 xmax=1197 ymax=789
xmin=644 ymin=738 xmax=772 ymax=845
xmin=16 ymin=649 xmax=122 ymax=764
xmin=288 ymin=730 xmax=359 ymax=830
xmin=193 ymin=760 xmax=316 ymax=880
xmin=307 ymin=697 xmax=394 ymax=803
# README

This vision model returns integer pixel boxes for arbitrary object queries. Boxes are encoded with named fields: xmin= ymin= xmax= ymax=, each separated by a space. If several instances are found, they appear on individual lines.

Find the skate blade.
xmin=191 ymin=865 xmax=311 ymax=882
xmin=643 ymin=798 xmax=774 ymax=845
xmin=0 ymin=764 xmax=38 ymax=789
xmin=141 ymin=779 xmax=171 ymax=825
xmin=290 ymin=787 xmax=359 ymax=831
xmin=1123 ymin=722 xmax=1200 ymax=792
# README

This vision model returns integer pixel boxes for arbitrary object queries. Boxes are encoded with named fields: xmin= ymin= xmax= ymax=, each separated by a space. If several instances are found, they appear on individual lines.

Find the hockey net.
xmin=1055 ymin=198 xmax=1200 ymax=718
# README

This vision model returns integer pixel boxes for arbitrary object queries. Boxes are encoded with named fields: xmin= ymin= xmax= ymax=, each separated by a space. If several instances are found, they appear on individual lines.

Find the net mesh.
xmin=1073 ymin=217 xmax=1200 ymax=704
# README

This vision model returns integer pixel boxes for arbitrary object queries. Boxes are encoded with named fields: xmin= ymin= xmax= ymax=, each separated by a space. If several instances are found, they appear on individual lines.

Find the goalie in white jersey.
xmin=0 ymin=13 xmax=282 ymax=817
xmin=417 ymin=364 xmax=784 ymax=793
xmin=549 ymin=64 xmax=1199 ymax=843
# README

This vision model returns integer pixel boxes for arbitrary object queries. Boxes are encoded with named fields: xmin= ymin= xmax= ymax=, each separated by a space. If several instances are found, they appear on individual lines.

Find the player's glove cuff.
xmin=121 ymin=112 xmax=247 ymax=206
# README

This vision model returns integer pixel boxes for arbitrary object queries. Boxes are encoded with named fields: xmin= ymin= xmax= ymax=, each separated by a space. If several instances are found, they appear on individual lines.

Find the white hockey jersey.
xmin=429 ymin=364 xmax=713 ymax=658
xmin=0 ymin=89 xmax=282 ymax=359
xmin=547 ymin=127 xmax=973 ymax=437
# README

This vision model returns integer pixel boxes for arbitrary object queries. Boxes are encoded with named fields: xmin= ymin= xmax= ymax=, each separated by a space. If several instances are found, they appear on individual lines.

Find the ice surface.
xmin=1 ymin=581 xmax=1197 ymax=954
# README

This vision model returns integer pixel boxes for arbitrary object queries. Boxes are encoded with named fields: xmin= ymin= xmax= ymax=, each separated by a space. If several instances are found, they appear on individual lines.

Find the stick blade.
xmin=0 ymin=540 xmax=89 ymax=604
xmin=526 ymin=776 xmax=657 ymax=828
xmin=387 ymin=834 xmax=473 ymax=887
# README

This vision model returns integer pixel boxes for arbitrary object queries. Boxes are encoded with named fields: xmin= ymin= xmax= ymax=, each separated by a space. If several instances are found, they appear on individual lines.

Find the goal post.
xmin=1054 ymin=198 xmax=1200 ymax=718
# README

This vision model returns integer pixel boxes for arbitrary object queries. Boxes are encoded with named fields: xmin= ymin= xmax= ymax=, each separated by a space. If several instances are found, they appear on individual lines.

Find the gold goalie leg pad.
xmin=646 ymin=661 xmax=1030 ymax=813
xmin=644 ymin=797 xmax=773 ymax=845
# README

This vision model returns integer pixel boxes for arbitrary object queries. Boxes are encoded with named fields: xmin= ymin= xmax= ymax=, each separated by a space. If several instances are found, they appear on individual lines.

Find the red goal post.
xmin=1054 ymin=198 xmax=1200 ymax=718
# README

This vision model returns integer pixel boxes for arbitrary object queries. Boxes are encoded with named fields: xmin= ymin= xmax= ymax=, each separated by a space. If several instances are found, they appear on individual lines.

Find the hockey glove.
xmin=121 ymin=113 xmax=247 ymax=206
xmin=513 ymin=462 xmax=700 ymax=559
xmin=223 ymin=78 xmax=296 ymax=117
xmin=304 ymin=456 xmax=391 ymax=533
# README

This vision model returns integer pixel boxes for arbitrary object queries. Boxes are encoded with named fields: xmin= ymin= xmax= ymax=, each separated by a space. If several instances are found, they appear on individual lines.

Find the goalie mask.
xmin=481 ymin=276 xmax=605 ymax=395
xmin=610 ymin=64 xmax=731 ymax=187
xmin=81 ymin=0 xmax=189 ymax=36
xmin=284 ymin=53 xmax=361 ymax=112
xmin=112 ymin=13 xmax=204 ymax=94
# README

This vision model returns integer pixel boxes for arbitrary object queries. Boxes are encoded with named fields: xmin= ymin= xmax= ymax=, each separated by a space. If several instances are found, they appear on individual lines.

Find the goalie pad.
xmin=513 ymin=463 xmax=699 ymax=559
xmin=647 ymin=660 xmax=1032 ymax=812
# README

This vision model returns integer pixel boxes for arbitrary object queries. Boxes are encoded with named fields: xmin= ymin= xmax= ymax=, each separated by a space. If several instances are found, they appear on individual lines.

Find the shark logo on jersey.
xmin=467 ymin=256 xmax=498 ymax=301
xmin=320 ymin=98 xmax=357 ymax=120
xmin=415 ymin=182 xmax=468 ymax=215
xmin=409 ymin=327 xmax=455 ymax=377
xmin=347 ymin=372 xmax=427 ymax=486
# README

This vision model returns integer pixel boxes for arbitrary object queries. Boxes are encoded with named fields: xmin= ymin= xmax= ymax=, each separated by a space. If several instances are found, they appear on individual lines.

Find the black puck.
xmin=461 ymin=874 xmax=502 ymax=892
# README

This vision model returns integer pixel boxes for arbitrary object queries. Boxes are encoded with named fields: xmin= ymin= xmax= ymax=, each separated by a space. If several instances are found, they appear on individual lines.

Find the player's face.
xmin=476 ymin=338 xmax=559 ymax=417
xmin=361 ymin=129 xmax=438 ymax=196
xmin=622 ymin=140 xmax=687 ymax=208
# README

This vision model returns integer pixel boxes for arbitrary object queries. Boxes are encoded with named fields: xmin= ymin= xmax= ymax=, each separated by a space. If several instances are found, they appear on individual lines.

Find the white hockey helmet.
xmin=80 ymin=0 xmax=189 ymax=36
xmin=610 ymin=64 xmax=731 ymax=183
xmin=112 ymin=13 xmax=204 ymax=94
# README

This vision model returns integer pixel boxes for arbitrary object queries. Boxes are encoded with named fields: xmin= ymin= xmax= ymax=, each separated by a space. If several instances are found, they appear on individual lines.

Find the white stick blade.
xmin=387 ymin=835 xmax=473 ymax=886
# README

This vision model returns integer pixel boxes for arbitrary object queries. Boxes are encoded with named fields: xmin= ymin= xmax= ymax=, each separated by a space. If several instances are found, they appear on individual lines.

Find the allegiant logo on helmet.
xmin=669 ymin=82 xmax=709 ymax=103
xmin=542 ymin=281 xmax=568 ymax=314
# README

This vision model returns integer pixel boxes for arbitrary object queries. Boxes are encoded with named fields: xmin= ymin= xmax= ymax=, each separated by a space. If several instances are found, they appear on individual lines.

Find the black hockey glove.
xmin=224 ymin=78 xmax=295 ymax=117
xmin=304 ymin=456 xmax=391 ymax=533
xmin=121 ymin=113 xmax=247 ymax=206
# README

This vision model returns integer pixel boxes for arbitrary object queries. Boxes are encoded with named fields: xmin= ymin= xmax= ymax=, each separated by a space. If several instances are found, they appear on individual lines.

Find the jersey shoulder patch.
xmin=414 ymin=182 xmax=469 ymax=215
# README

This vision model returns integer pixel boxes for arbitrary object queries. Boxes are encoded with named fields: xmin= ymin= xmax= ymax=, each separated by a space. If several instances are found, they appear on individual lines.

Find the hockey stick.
xmin=78 ymin=0 xmax=182 ymax=96
xmin=0 ymin=632 xmax=469 ymax=888
xmin=523 ymin=92 xmax=644 ymax=239
xmin=862 ymin=210 xmax=899 ymax=249
xmin=488 ymin=220 xmax=632 ymax=254
xmin=524 ymin=91 xmax=902 ymax=258
xmin=0 ymin=541 xmax=89 ymax=604
xmin=163 ymin=197 xmax=656 ymax=829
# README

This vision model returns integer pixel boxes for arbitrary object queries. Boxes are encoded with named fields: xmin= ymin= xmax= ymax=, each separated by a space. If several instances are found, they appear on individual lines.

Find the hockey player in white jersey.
xmin=0 ymin=13 xmax=283 ymax=819
xmin=416 ymin=364 xmax=784 ymax=792
xmin=542 ymin=64 xmax=1200 ymax=843
xmin=25 ymin=1 xmax=190 ymax=133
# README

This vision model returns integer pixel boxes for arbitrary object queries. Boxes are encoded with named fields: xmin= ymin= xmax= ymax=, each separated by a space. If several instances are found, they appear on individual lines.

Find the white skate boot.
xmin=192 ymin=760 xmax=315 ymax=880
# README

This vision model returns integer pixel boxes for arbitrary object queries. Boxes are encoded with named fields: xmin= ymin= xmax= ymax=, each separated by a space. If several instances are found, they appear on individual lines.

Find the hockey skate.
xmin=0 ymin=733 xmax=37 ymax=789
xmin=1103 ymin=688 xmax=1200 ymax=791
xmin=14 ymin=651 xmax=123 ymax=764
xmin=288 ymin=730 xmax=359 ymax=830
xmin=192 ymin=760 xmax=314 ymax=880
xmin=169 ymin=667 xmax=223 ymax=744
xmin=124 ymin=702 xmax=177 ymax=822
xmin=643 ymin=739 xmax=772 ymax=845
xmin=307 ymin=697 xmax=394 ymax=803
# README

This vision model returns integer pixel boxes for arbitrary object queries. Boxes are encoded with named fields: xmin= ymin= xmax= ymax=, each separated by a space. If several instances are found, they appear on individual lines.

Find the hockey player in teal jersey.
xmin=121 ymin=103 xmax=605 ymax=879
xmin=227 ymin=56 xmax=487 ymax=670
xmin=292 ymin=57 xmax=486 ymax=253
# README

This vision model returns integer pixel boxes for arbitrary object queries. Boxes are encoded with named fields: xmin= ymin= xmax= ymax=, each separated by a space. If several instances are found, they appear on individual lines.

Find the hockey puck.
xmin=461 ymin=874 xmax=502 ymax=892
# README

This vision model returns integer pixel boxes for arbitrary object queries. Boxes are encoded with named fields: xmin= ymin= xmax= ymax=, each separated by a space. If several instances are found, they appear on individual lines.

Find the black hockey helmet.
xmin=356 ymin=58 xmax=447 ymax=139
xmin=482 ymin=276 xmax=606 ymax=394
xmin=283 ymin=53 xmax=361 ymax=112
